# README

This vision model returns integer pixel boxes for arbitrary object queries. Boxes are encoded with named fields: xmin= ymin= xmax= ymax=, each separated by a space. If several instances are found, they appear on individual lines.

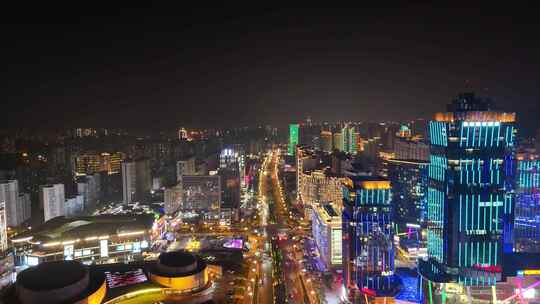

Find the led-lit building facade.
xmin=419 ymin=93 xmax=516 ymax=289
xmin=514 ymin=152 xmax=540 ymax=253
xmin=288 ymin=124 xmax=299 ymax=156
xmin=342 ymin=177 xmax=398 ymax=299
xmin=312 ymin=204 xmax=342 ymax=269
xmin=341 ymin=124 xmax=358 ymax=155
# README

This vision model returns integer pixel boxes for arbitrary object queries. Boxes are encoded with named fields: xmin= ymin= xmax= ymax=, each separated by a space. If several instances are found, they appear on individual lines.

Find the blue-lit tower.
xmin=342 ymin=176 xmax=398 ymax=300
xmin=514 ymin=152 xmax=540 ymax=253
xmin=419 ymin=93 xmax=516 ymax=290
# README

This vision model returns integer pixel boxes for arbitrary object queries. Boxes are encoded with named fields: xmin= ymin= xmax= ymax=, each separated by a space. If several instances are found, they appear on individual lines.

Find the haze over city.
xmin=1 ymin=4 xmax=540 ymax=304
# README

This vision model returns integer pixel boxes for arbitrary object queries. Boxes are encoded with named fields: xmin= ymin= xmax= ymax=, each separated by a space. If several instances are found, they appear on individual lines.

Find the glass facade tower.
xmin=342 ymin=176 xmax=398 ymax=298
xmin=420 ymin=93 xmax=516 ymax=287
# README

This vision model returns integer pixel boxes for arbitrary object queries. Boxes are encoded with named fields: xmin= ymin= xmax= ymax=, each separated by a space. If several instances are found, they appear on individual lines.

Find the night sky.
xmin=2 ymin=4 xmax=539 ymax=135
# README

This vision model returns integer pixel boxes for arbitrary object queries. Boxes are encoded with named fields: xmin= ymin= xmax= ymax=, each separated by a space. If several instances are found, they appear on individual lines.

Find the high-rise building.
xmin=122 ymin=161 xmax=136 ymax=204
xmin=0 ymin=180 xmax=30 ymax=227
xmin=122 ymin=159 xmax=151 ymax=204
xmin=419 ymin=93 xmax=516 ymax=289
xmin=77 ymin=173 xmax=101 ymax=210
xmin=0 ymin=180 xmax=18 ymax=227
xmin=387 ymin=159 xmax=428 ymax=229
xmin=514 ymin=151 xmax=540 ymax=253
xmin=342 ymin=176 xmax=397 ymax=299
xmin=164 ymin=185 xmax=182 ymax=215
xmin=176 ymin=156 xmax=196 ymax=182
xmin=333 ymin=132 xmax=344 ymax=152
xmin=41 ymin=184 xmax=65 ymax=222
xmin=288 ymin=124 xmax=299 ymax=156
xmin=0 ymin=202 xmax=7 ymax=252
xmin=312 ymin=203 xmax=342 ymax=270
xmin=321 ymin=131 xmax=333 ymax=152
xmin=17 ymin=193 xmax=31 ymax=225
xmin=342 ymin=124 xmax=358 ymax=154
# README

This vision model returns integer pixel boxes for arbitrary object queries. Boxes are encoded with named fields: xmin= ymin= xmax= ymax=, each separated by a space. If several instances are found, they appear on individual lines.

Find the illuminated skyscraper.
xmin=288 ymin=124 xmax=299 ymax=156
xmin=342 ymin=124 xmax=358 ymax=155
xmin=342 ymin=176 xmax=397 ymax=299
xmin=514 ymin=151 xmax=540 ymax=253
xmin=333 ymin=132 xmax=343 ymax=152
xmin=419 ymin=93 xmax=516 ymax=290
xmin=320 ymin=131 xmax=333 ymax=152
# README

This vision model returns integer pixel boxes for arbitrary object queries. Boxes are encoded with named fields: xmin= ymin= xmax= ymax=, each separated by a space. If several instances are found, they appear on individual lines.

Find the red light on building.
xmin=361 ymin=287 xmax=377 ymax=297
xmin=472 ymin=264 xmax=502 ymax=273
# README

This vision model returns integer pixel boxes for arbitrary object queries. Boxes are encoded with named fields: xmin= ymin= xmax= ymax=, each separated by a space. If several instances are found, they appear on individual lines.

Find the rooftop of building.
xmin=345 ymin=175 xmax=391 ymax=190
xmin=11 ymin=214 xmax=154 ymax=244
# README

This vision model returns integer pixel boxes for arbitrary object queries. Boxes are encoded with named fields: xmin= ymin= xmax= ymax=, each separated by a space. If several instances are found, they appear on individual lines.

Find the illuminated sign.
xmin=104 ymin=269 xmax=147 ymax=289
xmin=100 ymin=239 xmax=109 ymax=258
xmin=472 ymin=264 xmax=502 ymax=273
xmin=517 ymin=269 xmax=540 ymax=276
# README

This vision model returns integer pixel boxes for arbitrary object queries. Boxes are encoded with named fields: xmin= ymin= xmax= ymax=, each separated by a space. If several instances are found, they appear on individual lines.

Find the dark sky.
xmin=2 ymin=4 xmax=540 ymax=135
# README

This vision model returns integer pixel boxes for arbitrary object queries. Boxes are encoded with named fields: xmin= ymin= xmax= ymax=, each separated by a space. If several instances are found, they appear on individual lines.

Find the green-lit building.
xmin=288 ymin=124 xmax=299 ymax=156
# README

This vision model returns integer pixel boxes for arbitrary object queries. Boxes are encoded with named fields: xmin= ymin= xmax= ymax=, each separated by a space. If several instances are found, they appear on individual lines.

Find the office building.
xmin=288 ymin=124 xmax=299 ymax=156
xmin=514 ymin=151 xmax=540 ymax=253
xmin=312 ymin=204 xmax=342 ymax=270
xmin=419 ymin=93 xmax=516 ymax=290
xmin=122 ymin=159 xmax=151 ymax=204
xmin=164 ymin=185 xmax=182 ymax=215
xmin=219 ymin=146 xmax=245 ymax=187
xmin=176 ymin=156 xmax=196 ymax=182
xmin=333 ymin=132 xmax=344 ymax=152
xmin=387 ymin=159 xmax=428 ymax=229
xmin=342 ymin=176 xmax=398 ymax=299
xmin=321 ymin=131 xmax=333 ymax=152
xmin=41 ymin=184 xmax=66 ymax=222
